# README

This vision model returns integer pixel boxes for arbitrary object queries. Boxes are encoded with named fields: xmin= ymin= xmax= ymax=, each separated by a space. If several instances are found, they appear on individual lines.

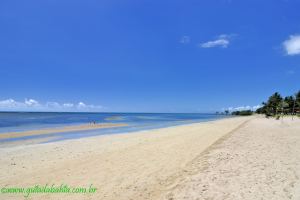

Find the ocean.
xmin=0 ymin=112 xmax=226 ymax=144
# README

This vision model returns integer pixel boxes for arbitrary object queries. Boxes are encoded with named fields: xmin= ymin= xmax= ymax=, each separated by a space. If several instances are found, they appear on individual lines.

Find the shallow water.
xmin=0 ymin=112 xmax=227 ymax=145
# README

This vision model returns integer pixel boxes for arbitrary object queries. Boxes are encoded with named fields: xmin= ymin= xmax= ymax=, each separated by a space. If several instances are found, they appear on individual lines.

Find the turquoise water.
xmin=0 ymin=112 xmax=226 ymax=144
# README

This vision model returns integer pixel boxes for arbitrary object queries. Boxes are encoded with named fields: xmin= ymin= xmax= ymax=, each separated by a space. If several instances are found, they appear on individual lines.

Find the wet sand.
xmin=0 ymin=123 xmax=128 ymax=140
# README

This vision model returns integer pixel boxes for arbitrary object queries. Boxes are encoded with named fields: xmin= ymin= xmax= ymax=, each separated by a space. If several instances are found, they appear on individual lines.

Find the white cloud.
xmin=223 ymin=104 xmax=262 ymax=112
xmin=46 ymin=102 xmax=60 ymax=108
xmin=77 ymin=102 xmax=102 ymax=110
xmin=283 ymin=35 xmax=300 ymax=55
xmin=201 ymin=39 xmax=229 ymax=48
xmin=180 ymin=36 xmax=190 ymax=44
xmin=25 ymin=99 xmax=40 ymax=107
xmin=0 ymin=99 xmax=19 ymax=108
xmin=0 ymin=99 xmax=103 ymax=112
xmin=200 ymin=34 xmax=233 ymax=48
xmin=63 ymin=103 xmax=74 ymax=108
xmin=252 ymin=105 xmax=262 ymax=111
xmin=77 ymin=102 xmax=86 ymax=109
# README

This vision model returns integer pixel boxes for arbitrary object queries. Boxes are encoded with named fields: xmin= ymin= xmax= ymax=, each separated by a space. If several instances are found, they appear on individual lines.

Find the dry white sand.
xmin=0 ymin=116 xmax=299 ymax=200
xmin=162 ymin=116 xmax=300 ymax=200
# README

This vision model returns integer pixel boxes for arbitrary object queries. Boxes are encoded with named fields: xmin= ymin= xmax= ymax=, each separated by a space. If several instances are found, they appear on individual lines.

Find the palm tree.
xmin=296 ymin=91 xmax=300 ymax=110
xmin=266 ymin=92 xmax=283 ymax=116
xmin=256 ymin=90 xmax=299 ymax=119
xmin=283 ymin=96 xmax=295 ymax=114
xmin=294 ymin=91 xmax=300 ymax=117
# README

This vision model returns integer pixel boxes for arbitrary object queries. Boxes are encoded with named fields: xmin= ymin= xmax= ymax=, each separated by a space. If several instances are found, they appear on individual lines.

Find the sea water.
xmin=0 ymin=112 xmax=226 ymax=144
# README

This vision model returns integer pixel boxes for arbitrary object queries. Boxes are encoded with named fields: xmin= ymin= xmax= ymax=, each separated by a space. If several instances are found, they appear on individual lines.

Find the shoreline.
xmin=0 ymin=123 xmax=128 ymax=140
xmin=1 ymin=116 xmax=299 ymax=199
xmin=0 ymin=116 xmax=251 ymax=200
xmin=0 ymin=116 xmax=228 ymax=147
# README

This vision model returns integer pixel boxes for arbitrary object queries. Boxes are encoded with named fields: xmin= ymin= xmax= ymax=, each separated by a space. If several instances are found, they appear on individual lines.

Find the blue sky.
xmin=0 ymin=0 xmax=299 ymax=112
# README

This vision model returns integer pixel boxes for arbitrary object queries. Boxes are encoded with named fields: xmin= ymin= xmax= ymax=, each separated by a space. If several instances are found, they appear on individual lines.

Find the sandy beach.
xmin=0 ymin=116 xmax=300 ymax=200
xmin=1 ymin=1 xmax=299 ymax=199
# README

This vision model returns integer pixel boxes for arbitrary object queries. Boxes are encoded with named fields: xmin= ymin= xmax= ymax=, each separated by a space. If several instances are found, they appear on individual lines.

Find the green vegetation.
xmin=231 ymin=110 xmax=253 ymax=116
xmin=256 ymin=90 xmax=300 ymax=118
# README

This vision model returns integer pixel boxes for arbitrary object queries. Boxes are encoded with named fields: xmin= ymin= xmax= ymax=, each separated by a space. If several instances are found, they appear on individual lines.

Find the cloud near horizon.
xmin=0 ymin=99 xmax=103 ymax=112
xmin=283 ymin=35 xmax=300 ymax=55
xmin=224 ymin=104 xmax=262 ymax=112
xmin=200 ymin=34 xmax=232 ymax=48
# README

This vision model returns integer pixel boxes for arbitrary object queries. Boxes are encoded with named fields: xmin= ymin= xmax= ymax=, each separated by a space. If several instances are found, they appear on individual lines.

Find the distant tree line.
xmin=256 ymin=90 xmax=300 ymax=117
xmin=231 ymin=110 xmax=253 ymax=116
xmin=217 ymin=90 xmax=300 ymax=117
xmin=217 ymin=110 xmax=254 ymax=116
